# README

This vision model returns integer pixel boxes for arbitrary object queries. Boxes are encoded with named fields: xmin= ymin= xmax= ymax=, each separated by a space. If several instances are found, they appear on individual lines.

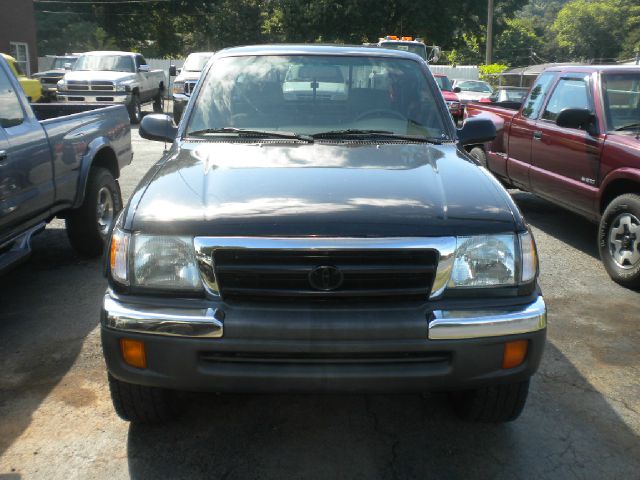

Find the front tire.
xmin=469 ymin=146 xmax=488 ymax=168
xmin=66 ymin=167 xmax=122 ymax=257
xmin=108 ymin=374 xmax=177 ymax=424
xmin=153 ymin=89 xmax=164 ymax=113
xmin=450 ymin=380 xmax=530 ymax=422
xmin=128 ymin=94 xmax=141 ymax=124
xmin=598 ymin=193 xmax=640 ymax=288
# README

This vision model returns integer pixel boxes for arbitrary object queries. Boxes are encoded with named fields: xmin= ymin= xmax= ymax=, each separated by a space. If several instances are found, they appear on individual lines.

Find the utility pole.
xmin=486 ymin=0 xmax=494 ymax=65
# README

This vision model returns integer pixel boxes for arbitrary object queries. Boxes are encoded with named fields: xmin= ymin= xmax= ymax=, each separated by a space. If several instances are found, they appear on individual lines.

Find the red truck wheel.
xmin=599 ymin=194 xmax=640 ymax=288
xmin=469 ymin=147 xmax=487 ymax=168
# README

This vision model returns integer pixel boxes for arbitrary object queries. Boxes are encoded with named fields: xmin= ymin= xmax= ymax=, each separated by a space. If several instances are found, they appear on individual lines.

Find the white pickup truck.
xmin=56 ymin=51 xmax=166 ymax=123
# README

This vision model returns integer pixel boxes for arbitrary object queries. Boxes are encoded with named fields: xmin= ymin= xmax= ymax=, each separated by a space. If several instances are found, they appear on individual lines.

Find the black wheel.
xmin=153 ymin=90 xmax=164 ymax=113
xmin=173 ymin=102 xmax=183 ymax=124
xmin=598 ymin=193 xmax=640 ymax=288
xmin=66 ymin=167 xmax=122 ymax=257
xmin=450 ymin=380 xmax=530 ymax=422
xmin=128 ymin=94 xmax=142 ymax=124
xmin=469 ymin=146 xmax=487 ymax=167
xmin=108 ymin=374 xmax=177 ymax=424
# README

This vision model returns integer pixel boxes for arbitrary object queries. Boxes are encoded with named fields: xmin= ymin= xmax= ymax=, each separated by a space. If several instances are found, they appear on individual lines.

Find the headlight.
xmin=448 ymin=232 xmax=538 ymax=289
xmin=108 ymin=230 xmax=201 ymax=291
xmin=115 ymin=83 xmax=131 ymax=92
xmin=519 ymin=230 xmax=538 ymax=283
xmin=449 ymin=234 xmax=516 ymax=288
xmin=172 ymin=81 xmax=184 ymax=95
xmin=109 ymin=226 xmax=130 ymax=285
xmin=132 ymin=234 xmax=201 ymax=290
xmin=57 ymin=80 xmax=67 ymax=91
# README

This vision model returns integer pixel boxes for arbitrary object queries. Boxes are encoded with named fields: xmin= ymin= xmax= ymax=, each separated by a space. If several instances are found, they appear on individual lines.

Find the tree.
xmin=493 ymin=18 xmax=542 ymax=66
xmin=552 ymin=0 xmax=626 ymax=61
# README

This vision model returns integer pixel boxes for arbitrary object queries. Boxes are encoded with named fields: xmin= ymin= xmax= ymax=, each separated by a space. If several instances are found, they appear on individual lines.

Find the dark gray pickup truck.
xmin=0 ymin=55 xmax=132 ymax=272
xmin=102 ymin=45 xmax=546 ymax=425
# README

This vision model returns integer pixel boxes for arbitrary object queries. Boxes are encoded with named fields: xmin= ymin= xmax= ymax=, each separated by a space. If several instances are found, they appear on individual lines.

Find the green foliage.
xmin=35 ymin=0 xmax=638 ymax=65
xmin=494 ymin=18 xmax=541 ymax=66
xmin=479 ymin=63 xmax=509 ymax=87
xmin=552 ymin=0 xmax=626 ymax=61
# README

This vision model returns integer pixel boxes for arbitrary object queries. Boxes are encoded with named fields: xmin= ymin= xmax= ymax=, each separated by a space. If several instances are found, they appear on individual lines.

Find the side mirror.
xmin=453 ymin=86 xmax=461 ymax=93
xmin=140 ymin=114 xmax=177 ymax=143
xmin=64 ymin=63 xmax=72 ymax=70
xmin=429 ymin=46 xmax=441 ymax=63
xmin=556 ymin=108 xmax=596 ymax=132
xmin=457 ymin=117 xmax=496 ymax=146
xmin=138 ymin=64 xmax=150 ymax=73
xmin=169 ymin=65 xmax=177 ymax=77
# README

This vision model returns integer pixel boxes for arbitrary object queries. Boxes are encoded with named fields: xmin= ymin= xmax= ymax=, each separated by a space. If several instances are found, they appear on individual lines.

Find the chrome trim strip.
xmin=429 ymin=296 xmax=547 ymax=340
xmin=193 ymin=236 xmax=457 ymax=300
xmin=102 ymin=294 xmax=223 ymax=338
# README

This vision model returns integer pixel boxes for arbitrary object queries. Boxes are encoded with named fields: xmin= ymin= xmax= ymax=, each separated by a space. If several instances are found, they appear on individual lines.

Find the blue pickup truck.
xmin=0 ymin=55 xmax=133 ymax=272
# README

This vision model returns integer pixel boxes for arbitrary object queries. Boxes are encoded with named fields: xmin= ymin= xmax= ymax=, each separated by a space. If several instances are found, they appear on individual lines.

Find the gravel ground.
xmin=0 ymin=118 xmax=638 ymax=480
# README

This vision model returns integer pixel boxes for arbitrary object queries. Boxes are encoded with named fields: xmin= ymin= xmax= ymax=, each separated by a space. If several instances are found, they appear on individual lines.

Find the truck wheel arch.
xmin=599 ymin=171 xmax=640 ymax=213
xmin=74 ymin=140 xmax=120 ymax=209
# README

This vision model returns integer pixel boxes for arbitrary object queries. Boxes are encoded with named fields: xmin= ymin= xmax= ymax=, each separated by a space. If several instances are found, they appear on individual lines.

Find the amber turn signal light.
xmin=120 ymin=338 xmax=147 ymax=369
xmin=502 ymin=340 xmax=528 ymax=369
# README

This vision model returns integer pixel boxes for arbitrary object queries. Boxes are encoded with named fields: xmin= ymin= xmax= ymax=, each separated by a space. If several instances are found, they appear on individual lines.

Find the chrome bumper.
xmin=102 ymin=294 xmax=223 ymax=338
xmin=103 ymin=294 xmax=545 ymax=341
xmin=428 ymin=296 xmax=546 ymax=340
xmin=57 ymin=92 xmax=130 ymax=103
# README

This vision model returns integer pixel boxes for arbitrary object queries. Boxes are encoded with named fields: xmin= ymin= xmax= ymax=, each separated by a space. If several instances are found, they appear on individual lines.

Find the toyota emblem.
xmin=308 ymin=265 xmax=344 ymax=291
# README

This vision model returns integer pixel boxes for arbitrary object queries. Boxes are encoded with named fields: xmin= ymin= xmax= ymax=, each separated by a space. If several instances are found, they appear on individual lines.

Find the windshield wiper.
xmin=187 ymin=127 xmax=314 ymax=142
xmin=312 ymin=129 xmax=443 ymax=144
xmin=614 ymin=122 xmax=640 ymax=132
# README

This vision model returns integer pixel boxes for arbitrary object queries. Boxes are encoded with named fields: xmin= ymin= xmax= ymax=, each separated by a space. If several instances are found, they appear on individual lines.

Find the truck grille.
xmin=66 ymin=80 xmax=115 ymax=92
xmin=41 ymin=75 xmax=63 ymax=85
xmin=184 ymin=80 xmax=197 ymax=95
xmin=211 ymin=249 xmax=438 ymax=302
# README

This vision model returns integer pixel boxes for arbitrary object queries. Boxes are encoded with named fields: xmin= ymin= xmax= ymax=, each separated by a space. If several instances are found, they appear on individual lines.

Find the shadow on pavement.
xmin=126 ymin=343 xmax=639 ymax=480
xmin=0 ymin=227 xmax=105 ymax=456
xmin=511 ymin=190 xmax=599 ymax=260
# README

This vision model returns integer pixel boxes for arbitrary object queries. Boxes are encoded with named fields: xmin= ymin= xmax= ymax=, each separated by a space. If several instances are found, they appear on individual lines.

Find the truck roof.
xmin=544 ymin=64 xmax=640 ymax=73
xmin=214 ymin=44 xmax=425 ymax=61
xmin=81 ymin=51 xmax=138 ymax=57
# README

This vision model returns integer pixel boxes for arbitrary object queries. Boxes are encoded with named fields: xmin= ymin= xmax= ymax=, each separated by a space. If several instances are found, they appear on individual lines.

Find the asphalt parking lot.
xmin=1 ymin=121 xmax=639 ymax=480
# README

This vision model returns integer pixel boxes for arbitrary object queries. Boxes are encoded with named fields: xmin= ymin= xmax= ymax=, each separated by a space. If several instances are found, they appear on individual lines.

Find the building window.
xmin=10 ymin=42 xmax=30 ymax=76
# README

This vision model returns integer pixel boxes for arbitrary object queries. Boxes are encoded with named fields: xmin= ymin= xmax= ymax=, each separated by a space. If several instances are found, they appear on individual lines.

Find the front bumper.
xmin=101 ymin=292 xmax=547 ymax=393
xmin=57 ymin=92 xmax=131 ymax=103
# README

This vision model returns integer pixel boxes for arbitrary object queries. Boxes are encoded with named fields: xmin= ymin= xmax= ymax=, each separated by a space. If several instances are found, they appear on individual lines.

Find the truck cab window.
xmin=542 ymin=78 xmax=590 ymax=123
xmin=521 ymin=72 xmax=555 ymax=119
xmin=0 ymin=67 xmax=24 ymax=128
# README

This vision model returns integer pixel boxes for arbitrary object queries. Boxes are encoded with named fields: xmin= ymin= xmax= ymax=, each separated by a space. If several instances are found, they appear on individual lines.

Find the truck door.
xmin=506 ymin=72 xmax=556 ymax=190
xmin=136 ymin=55 xmax=151 ymax=101
xmin=529 ymin=73 xmax=602 ymax=216
xmin=0 ymin=62 xmax=54 ymax=234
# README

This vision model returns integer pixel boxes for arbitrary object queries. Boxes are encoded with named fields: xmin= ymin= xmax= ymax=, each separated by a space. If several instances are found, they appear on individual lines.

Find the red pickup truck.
xmin=464 ymin=65 xmax=640 ymax=288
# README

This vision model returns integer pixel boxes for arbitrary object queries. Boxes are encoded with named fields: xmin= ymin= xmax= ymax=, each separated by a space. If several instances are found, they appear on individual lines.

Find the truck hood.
xmin=441 ymin=90 xmax=459 ymax=102
xmin=457 ymin=91 xmax=489 ymax=102
xmin=127 ymin=142 xmax=520 ymax=237
xmin=63 ymin=70 xmax=135 ymax=83
xmin=175 ymin=71 xmax=202 ymax=83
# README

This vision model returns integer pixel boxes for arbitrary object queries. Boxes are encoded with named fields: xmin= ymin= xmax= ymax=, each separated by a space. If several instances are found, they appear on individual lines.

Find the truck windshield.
xmin=74 ymin=55 xmax=135 ymax=73
xmin=434 ymin=76 xmax=453 ymax=91
xmin=186 ymin=55 xmax=448 ymax=140
xmin=602 ymin=72 xmax=640 ymax=132
xmin=183 ymin=53 xmax=212 ymax=72
xmin=378 ymin=42 xmax=427 ymax=60
xmin=51 ymin=57 xmax=77 ymax=70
